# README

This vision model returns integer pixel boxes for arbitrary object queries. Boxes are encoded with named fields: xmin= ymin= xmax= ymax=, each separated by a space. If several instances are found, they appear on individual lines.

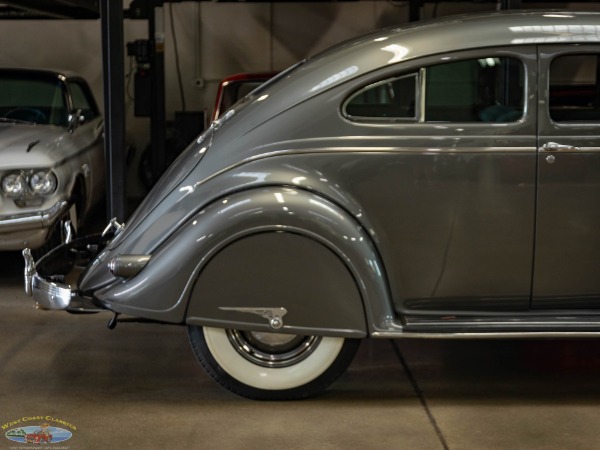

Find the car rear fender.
xmin=94 ymin=187 xmax=392 ymax=335
xmin=183 ymin=187 xmax=392 ymax=337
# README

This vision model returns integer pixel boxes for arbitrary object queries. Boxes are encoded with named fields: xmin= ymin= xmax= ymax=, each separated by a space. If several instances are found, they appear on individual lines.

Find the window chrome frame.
xmin=341 ymin=72 xmax=420 ymax=123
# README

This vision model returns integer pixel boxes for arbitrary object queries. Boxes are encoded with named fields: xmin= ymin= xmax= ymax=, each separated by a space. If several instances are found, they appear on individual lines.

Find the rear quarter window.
xmin=344 ymin=56 xmax=525 ymax=124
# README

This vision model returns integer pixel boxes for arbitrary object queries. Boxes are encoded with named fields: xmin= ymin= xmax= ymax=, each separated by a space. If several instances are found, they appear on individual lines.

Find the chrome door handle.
xmin=542 ymin=142 xmax=581 ymax=152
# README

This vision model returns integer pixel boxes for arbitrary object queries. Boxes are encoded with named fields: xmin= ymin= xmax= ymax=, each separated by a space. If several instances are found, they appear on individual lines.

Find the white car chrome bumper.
xmin=0 ymin=200 xmax=68 ymax=233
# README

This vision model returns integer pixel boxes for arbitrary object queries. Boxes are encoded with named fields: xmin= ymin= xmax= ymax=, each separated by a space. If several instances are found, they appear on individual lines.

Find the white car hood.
xmin=0 ymin=123 xmax=66 ymax=169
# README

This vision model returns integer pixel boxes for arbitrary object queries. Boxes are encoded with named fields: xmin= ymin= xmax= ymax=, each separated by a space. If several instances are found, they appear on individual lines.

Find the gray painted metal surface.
xmin=25 ymin=11 xmax=600 ymax=337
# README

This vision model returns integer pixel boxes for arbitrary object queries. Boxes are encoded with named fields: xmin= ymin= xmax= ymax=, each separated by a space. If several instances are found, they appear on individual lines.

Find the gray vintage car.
xmin=0 ymin=68 xmax=104 ymax=252
xmin=23 ymin=11 xmax=600 ymax=400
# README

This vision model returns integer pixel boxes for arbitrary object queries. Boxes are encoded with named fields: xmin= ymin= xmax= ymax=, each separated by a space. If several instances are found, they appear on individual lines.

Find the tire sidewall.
xmin=188 ymin=325 xmax=360 ymax=400
xmin=203 ymin=326 xmax=344 ymax=391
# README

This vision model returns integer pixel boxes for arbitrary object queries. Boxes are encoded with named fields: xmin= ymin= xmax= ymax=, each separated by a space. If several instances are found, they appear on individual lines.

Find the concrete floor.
xmin=2 ymin=250 xmax=600 ymax=450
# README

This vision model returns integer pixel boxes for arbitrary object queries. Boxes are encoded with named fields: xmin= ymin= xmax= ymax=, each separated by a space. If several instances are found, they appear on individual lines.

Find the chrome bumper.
xmin=24 ymin=248 xmax=76 ymax=309
xmin=23 ymin=234 xmax=109 ymax=312
xmin=0 ymin=200 xmax=69 ymax=233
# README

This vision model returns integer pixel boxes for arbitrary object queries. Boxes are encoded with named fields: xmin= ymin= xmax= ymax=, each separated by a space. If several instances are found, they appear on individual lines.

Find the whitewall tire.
xmin=188 ymin=326 xmax=360 ymax=400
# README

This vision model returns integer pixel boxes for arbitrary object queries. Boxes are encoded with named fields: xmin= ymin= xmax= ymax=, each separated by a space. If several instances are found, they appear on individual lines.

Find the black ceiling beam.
xmin=0 ymin=0 xmax=99 ymax=19
xmin=0 ymin=7 xmax=54 ymax=19
xmin=0 ymin=0 xmax=581 ymax=20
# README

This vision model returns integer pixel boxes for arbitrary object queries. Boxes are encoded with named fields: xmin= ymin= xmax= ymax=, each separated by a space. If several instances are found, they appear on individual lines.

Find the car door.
xmin=341 ymin=47 xmax=539 ymax=313
xmin=532 ymin=46 xmax=600 ymax=308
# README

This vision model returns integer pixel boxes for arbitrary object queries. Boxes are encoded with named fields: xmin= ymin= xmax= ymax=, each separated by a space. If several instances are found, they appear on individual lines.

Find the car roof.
xmin=231 ymin=11 xmax=600 ymax=124
xmin=304 ymin=10 xmax=600 ymax=90
xmin=0 ymin=67 xmax=83 ymax=81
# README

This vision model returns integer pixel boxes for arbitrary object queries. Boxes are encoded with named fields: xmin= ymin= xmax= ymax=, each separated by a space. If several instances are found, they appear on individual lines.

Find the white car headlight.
xmin=29 ymin=170 xmax=58 ymax=195
xmin=1 ymin=169 xmax=58 ymax=199
xmin=1 ymin=172 xmax=27 ymax=198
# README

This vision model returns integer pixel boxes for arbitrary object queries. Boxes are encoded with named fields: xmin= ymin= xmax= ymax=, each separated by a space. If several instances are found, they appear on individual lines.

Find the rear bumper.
xmin=23 ymin=233 xmax=110 ymax=312
xmin=27 ymin=264 xmax=74 ymax=309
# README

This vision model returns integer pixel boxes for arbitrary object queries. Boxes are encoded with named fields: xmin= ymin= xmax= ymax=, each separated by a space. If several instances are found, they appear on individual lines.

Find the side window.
xmin=344 ymin=56 xmax=525 ymax=123
xmin=68 ymin=81 xmax=97 ymax=122
xmin=549 ymin=54 xmax=600 ymax=122
xmin=425 ymin=57 xmax=524 ymax=123
xmin=345 ymin=73 xmax=417 ymax=120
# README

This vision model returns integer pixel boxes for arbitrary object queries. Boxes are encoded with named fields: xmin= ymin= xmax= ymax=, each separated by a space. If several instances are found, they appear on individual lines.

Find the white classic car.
xmin=0 ymin=68 xmax=104 ymax=252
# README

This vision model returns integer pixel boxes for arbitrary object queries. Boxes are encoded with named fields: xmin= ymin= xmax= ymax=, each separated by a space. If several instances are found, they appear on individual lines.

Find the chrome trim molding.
xmin=0 ymin=200 xmax=68 ymax=233
xmin=372 ymin=331 xmax=600 ymax=339
xmin=22 ymin=248 xmax=35 ymax=296
xmin=219 ymin=307 xmax=288 ymax=330
xmin=63 ymin=220 xmax=74 ymax=244
xmin=226 ymin=330 xmax=321 ymax=368
xmin=102 ymin=217 xmax=124 ymax=237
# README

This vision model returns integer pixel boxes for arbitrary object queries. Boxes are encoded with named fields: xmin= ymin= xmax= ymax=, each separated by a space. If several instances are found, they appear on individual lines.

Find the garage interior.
xmin=2 ymin=1 xmax=600 ymax=449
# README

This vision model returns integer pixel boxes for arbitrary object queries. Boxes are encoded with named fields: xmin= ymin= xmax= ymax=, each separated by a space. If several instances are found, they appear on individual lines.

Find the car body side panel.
xmin=533 ymin=45 xmax=600 ymax=308
xmin=187 ymin=232 xmax=367 ymax=337
xmin=64 ymin=116 xmax=105 ymax=216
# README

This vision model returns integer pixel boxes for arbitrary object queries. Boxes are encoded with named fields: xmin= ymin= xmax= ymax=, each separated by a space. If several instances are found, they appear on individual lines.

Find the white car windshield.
xmin=0 ymin=73 xmax=67 ymax=125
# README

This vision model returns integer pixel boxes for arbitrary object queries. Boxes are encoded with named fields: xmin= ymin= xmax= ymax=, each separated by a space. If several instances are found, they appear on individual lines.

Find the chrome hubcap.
xmin=226 ymin=329 xmax=321 ymax=368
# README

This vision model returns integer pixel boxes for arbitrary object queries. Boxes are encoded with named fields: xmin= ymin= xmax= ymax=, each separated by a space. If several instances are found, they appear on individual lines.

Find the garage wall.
xmin=164 ymin=2 xmax=410 ymax=121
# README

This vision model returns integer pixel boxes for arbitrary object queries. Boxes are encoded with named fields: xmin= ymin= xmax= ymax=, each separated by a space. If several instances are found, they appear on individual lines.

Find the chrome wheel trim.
xmin=226 ymin=329 xmax=321 ymax=368
xmin=202 ymin=327 xmax=345 ymax=391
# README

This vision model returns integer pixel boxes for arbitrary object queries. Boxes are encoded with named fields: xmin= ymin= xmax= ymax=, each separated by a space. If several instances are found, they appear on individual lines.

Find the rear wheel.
xmin=188 ymin=326 xmax=360 ymax=400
